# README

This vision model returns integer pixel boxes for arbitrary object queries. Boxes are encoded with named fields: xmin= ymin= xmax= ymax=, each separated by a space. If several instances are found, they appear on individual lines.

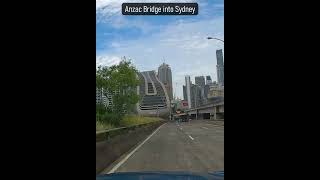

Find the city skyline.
xmin=96 ymin=0 xmax=224 ymax=99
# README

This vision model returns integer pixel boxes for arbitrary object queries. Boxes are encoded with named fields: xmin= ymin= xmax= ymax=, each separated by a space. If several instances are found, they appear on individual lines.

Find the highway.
xmin=102 ymin=120 xmax=224 ymax=173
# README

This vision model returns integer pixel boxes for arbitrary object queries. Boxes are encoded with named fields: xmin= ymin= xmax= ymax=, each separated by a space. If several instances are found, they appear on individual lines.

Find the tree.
xmin=96 ymin=57 xmax=141 ymax=125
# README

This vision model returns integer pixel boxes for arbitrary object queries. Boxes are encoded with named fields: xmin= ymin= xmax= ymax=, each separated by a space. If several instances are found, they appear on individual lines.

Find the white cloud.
xmin=96 ymin=55 xmax=122 ymax=68
xmin=96 ymin=0 xmax=197 ymax=23
xmin=97 ymin=17 xmax=224 ymax=98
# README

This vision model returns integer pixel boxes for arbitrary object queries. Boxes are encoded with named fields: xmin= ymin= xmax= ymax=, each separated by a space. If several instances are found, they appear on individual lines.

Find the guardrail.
xmin=96 ymin=121 xmax=163 ymax=142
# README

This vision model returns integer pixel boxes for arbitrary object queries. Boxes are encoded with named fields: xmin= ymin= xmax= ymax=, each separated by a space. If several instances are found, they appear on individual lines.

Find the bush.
xmin=101 ymin=112 xmax=123 ymax=126
xmin=96 ymin=121 xmax=115 ymax=131
xmin=120 ymin=115 xmax=161 ymax=127
xmin=96 ymin=104 xmax=106 ymax=114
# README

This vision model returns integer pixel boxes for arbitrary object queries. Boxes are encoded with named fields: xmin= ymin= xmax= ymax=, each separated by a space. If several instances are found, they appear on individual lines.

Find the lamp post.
xmin=207 ymin=37 xmax=224 ymax=43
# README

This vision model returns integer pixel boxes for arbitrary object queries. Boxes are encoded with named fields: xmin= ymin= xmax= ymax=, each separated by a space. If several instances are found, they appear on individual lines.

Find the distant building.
xmin=216 ymin=49 xmax=224 ymax=86
xmin=183 ymin=85 xmax=187 ymax=101
xmin=158 ymin=63 xmax=173 ymax=100
xmin=96 ymin=88 xmax=109 ymax=107
xmin=203 ymin=84 xmax=210 ymax=103
xmin=213 ymin=81 xmax=218 ymax=86
xmin=184 ymin=75 xmax=212 ymax=109
xmin=195 ymin=76 xmax=206 ymax=106
xmin=106 ymin=91 xmax=113 ymax=107
xmin=206 ymin=76 xmax=212 ymax=85
xmin=195 ymin=76 xmax=205 ymax=87
xmin=190 ymin=84 xmax=203 ymax=108
xmin=137 ymin=71 xmax=170 ymax=117
xmin=202 ymin=80 xmax=219 ymax=104
xmin=185 ymin=75 xmax=192 ymax=109
xmin=208 ymin=85 xmax=224 ymax=99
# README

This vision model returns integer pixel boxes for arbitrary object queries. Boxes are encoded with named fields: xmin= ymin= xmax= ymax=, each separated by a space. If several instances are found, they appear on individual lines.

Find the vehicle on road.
xmin=96 ymin=171 xmax=224 ymax=180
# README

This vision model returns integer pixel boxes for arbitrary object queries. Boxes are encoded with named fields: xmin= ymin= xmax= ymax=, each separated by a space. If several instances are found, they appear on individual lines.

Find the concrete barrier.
xmin=96 ymin=121 xmax=164 ymax=174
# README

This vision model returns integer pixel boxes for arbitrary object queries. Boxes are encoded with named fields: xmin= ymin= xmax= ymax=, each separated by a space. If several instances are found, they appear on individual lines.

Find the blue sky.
xmin=96 ymin=0 xmax=224 ymax=98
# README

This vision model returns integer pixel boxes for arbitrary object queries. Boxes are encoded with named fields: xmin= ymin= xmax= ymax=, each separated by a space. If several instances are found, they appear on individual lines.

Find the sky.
xmin=96 ymin=0 xmax=224 ymax=99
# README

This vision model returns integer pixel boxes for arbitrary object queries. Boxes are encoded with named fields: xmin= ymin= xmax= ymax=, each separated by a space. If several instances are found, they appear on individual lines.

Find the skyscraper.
xmin=216 ymin=49 xmax=224 ymax=86
xmin=158 ymin=63 xmax=173 ymax=100
xmin=183 ymin=85 xmax=187 ymax=101
xmin=204 ymin=84 xmax=210 ymax=101
xmin=195 ymin=76 xmax=205 ymax=87
xmin=190 ymin=84 xmax=202 ymax=108
xmin=195 ymin=76 xmax=206 ymax=106
xmin=206 ymin=76 xmax=212 ymax=85
xmin=185 ymin=75 xmax=192 ymax=109
xmin=184 ymin=76 xmax=203 ymax=109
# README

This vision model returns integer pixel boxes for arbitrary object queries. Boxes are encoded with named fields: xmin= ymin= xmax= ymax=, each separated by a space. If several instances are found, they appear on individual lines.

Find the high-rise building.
xmin=183 ymin=85 xmax=187 ymax=101
xmin=190 ymin=84 xmax=195 ymax=108
xmin=137 ymin=71 xmax=170 ymax=117
xmin=208 ymin=86 xmax=224 ymax=98
xmin=195 ymin=76 xmax=205 ymax=87
xmin=216 ymin=49 xmax=224 ymax=86
xmin=185 ymin=75 xmax=192 ymax=109
xmin=204 ymin=84 xmax=210 ymax=100
xmin=184 ymin=75 xmax=205 ymax=109
xmin=158 ymin=63 xmax=173 ymax=100
xmin=206 ymin=76 xmax=212 ymax=85
xmin=195 ymin=76 xmax=206 ymax=106
xmin=213 ymin=81 xmax=217 ymax=85
xmin=190 ymin=84 xmax=202 ymax=108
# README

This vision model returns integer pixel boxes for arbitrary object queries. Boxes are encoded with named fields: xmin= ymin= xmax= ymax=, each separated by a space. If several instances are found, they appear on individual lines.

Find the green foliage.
xmin=120 ymin=115 xmax=162 ymax=127
xmin=96 ymin=115 xmax=162 ymax=132
xmin=96 ymin=57 xmax=141 ymax=126
xmin=96 ymin=104 xmax=106 ymax=115
xmin=101 ymin=112 xmax=122 ymax=126
xmin=96 ymin=121 xmax=115 ymax=131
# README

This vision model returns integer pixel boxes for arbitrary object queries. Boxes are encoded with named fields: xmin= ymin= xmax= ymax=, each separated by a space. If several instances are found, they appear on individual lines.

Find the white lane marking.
xmin=201 ymin=127 xmax=209 ymax=129
xmin=188 ymin=135 xmax=194 ymax=140
xmin=180 ymin=127 xmax=182 ymax=130
xmin=107 ymin=123 xmax=167 ymax=174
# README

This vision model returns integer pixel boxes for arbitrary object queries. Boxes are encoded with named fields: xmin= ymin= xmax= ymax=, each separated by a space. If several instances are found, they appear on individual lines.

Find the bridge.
xmin=185 ymin=101 xmax=224 ymax=120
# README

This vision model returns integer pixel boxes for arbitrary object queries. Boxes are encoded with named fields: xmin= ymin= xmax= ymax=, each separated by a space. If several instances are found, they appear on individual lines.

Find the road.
xmin=104 ymin=120 xmax=224 ymax=173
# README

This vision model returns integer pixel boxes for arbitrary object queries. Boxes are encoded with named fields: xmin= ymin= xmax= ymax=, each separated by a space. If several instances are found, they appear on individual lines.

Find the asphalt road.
xmin=104 ymin=120 xmax=224 ymax=173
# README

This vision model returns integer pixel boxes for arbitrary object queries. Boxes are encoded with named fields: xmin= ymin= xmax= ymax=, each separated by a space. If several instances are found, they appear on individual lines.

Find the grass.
xmin=120 ymin=115 xmax=162 ymax=127
xmin=96 ymin=115 xmax=162 ymax=132
xmin=96 ymin=121 xmax=115 ymax=132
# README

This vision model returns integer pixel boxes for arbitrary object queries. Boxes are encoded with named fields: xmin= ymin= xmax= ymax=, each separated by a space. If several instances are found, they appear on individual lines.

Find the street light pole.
xmin=207 ymin=37 xmax=224 ymax=43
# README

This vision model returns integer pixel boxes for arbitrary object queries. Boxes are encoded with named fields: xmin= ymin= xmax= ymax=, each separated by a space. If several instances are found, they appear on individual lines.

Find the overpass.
xmin=185 ymin=101 xmax=224 ymax=120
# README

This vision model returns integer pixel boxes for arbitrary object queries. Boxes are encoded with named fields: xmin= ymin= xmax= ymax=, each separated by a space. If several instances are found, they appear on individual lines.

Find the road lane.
xmin=178 ymin=121 xmax=224 ymax=169
xmin=106 ymin=120 xmax=224 ymax=173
